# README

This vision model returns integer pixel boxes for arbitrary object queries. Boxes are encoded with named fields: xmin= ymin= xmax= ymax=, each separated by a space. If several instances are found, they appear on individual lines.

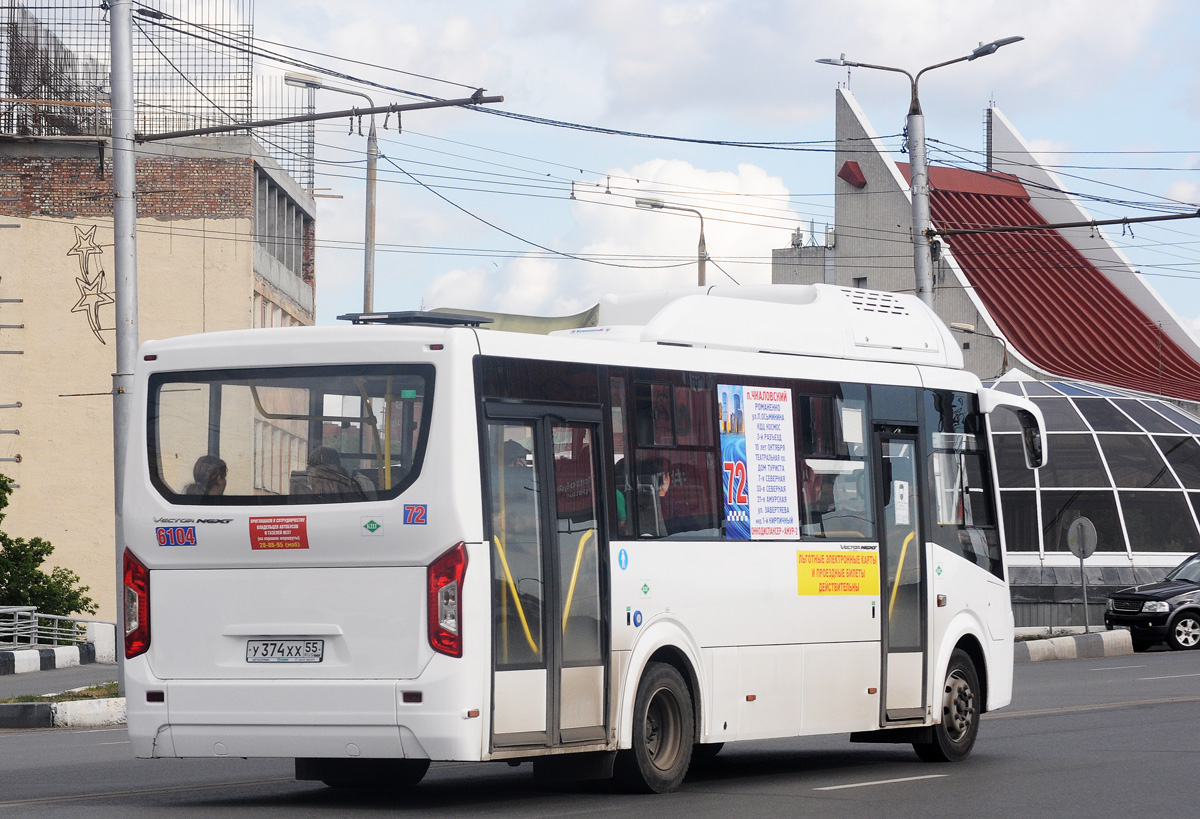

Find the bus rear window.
xmin=148 ymin=364 xmax=434 ymax=505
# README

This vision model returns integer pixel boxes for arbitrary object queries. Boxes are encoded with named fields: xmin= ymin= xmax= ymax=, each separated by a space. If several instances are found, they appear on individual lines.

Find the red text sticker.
xmin=249 ymin=516 xmax=309 ymax=550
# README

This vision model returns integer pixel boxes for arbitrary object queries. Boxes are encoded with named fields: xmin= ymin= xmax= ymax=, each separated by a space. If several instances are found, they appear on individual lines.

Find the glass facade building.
xmin=987 ymin=376 xmax=1200 ymax=627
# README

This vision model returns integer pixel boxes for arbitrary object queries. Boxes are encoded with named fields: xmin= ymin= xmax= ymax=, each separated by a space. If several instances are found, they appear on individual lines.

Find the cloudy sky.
xmin=251 ymin=0 xmax=1200 ymax=329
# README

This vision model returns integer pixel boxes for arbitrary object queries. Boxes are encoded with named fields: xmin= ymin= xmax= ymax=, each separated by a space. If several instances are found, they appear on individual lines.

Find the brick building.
xmin=0 ymin=134 xmax=316 ymax=620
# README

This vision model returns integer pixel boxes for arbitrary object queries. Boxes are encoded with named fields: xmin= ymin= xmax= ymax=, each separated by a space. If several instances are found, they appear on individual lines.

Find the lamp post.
xmin=816 ymin=37 xmax=1023 ymax=307
xmin=635 ymin=197 xmax=707 ymax=287
xmin=285 ymin=72 xmax=379 ymax=312
xmin=949 ymin=321 xmax=1010 ymax=378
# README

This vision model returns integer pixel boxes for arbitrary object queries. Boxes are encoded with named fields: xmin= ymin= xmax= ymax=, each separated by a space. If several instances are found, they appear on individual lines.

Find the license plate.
xmin=246 ymin=639 xmax=324 ymax=663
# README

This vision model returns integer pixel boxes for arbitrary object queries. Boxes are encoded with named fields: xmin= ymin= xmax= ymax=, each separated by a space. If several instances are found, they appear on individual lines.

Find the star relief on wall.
xmin=66 ymin=225 xmax=112 ymax=344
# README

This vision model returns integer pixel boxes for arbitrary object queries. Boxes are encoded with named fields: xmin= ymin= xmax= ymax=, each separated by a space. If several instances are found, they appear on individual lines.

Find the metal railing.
xmin=0 ymin=606 xmax=99 ymax=648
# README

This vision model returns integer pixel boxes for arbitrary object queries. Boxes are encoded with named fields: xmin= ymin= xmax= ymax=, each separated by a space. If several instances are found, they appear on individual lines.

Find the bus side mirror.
xmin=977 ymin=388 xmax=1047 ymax=470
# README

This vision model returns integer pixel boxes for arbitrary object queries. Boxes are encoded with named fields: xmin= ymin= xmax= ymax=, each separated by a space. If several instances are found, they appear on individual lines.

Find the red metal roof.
xmin=898 ymin=163 xmax=1200 ymax=402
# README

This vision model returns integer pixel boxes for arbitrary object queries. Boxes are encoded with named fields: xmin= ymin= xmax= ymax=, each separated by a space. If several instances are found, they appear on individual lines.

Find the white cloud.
xmin=422 ymin=158 xmax=800 ymax=315
xmin=1166 ymin=180 xmax=1200 ymax=207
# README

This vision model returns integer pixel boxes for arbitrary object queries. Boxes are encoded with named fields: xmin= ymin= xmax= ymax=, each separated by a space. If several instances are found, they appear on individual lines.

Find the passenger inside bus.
xmin=184 ymin=455 xmax=227 ymax=496
xmin=307 ymin=446 xmax=365 ymax=500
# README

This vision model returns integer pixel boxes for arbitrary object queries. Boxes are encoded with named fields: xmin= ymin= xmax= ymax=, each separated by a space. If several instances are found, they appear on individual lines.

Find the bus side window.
xmin=925 ymin=390 xmax=1002 ymax=578
xmin=609 ymin=375 xmax=633 ymax=538
xmin=629 ymin=374 xmax=722 ymax=540
xmin=799 ymin=389 xmax=873 ymax=540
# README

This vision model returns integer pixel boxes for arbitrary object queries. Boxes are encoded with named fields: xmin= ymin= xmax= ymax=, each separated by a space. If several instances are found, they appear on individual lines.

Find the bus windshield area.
xmin=148 ymin=364 xmax=433 ymax=504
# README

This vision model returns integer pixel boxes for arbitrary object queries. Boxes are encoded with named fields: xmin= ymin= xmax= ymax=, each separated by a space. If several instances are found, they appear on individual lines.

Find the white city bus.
xmin=122 ymin=285 xmax=1044 ymax=793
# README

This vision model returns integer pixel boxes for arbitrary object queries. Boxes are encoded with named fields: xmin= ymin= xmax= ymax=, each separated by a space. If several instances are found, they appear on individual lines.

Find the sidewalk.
xmin=0 ymin=646 xmax=123 ymax=730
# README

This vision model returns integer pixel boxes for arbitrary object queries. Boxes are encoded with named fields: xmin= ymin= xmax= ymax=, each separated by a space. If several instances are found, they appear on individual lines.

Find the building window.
xmin=255 ymin=169 xmax=309 ymax=278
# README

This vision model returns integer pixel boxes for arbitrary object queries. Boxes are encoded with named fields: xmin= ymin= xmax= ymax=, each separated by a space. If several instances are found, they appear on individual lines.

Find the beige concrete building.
xmin=0 ymin=135 xmax=315 ymax=620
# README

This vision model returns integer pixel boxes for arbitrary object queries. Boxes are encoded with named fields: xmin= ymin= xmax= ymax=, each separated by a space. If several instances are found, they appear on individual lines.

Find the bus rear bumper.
xmin=125 ymin=661 xmax=484 ymax=762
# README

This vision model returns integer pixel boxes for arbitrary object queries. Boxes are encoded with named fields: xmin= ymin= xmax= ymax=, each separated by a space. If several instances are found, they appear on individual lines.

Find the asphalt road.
xmin=2 ymin=649 xmax=1198 ymax=818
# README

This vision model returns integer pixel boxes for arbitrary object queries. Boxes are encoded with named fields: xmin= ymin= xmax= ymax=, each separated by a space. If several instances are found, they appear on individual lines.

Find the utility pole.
xmin=817 ymin=37 xmax=1024 ymax=307
xmin=108 ymin=0 xmax=138 ymax=693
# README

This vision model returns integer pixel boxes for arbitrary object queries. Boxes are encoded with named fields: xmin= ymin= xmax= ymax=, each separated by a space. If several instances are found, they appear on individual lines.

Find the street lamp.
xmin=635 ymin=197 xmax=708 ymax=287
xmin=284 ymin=72 xmax=380 ymax=312
xmin=949 ymin=321 xmax=1010 ymax=377
xmin=816 ymin=37 xmax=1023 ymax=307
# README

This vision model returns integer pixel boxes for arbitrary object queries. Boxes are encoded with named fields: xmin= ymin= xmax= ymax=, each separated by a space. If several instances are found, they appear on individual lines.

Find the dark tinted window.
xmin=1115 ymin=400 xmax=1183 ymax=433
xmin=1001 ymin=491 xmax=1038 ymax=551
xmin=1156 ymin=404 xmax=1200 ymax=434
xmin=871 ymin=385 xmax=918 ymax=423
xmin=1039 ymin=435 xmax=1107 ymax=488
xmin=631 ymin=371 xmax=721 ymax=540
xmin=1120 ymin=492 xmax=1200 ymax=552
xmin=478 ymin=357 xmax=599 ymax=404
xmin=1073 ymin=399 xmax=1139 ymax=432
xmin=993 ymin=434 xmax=1035 ymax=488
xmin=1159 ymin=437 xmax=1200 ymax=489
xmin=1040 ymin=490 xmax=1123 ymax=552
xmin=149 ymin=364 xmax=433 ymax=505
xmin=925 ymin=391 xmax=1001 ymax=576
xmin=1097 ymin=435 xmax=1176 ymax=489
xmin=1030 ymin=398 xmax=1087 ymax=431
xmin=1022 ymin=382 xmax=1060 ymax=397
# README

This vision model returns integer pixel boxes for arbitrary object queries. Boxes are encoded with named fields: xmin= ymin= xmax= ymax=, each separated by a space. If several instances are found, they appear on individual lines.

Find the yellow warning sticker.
xmin=796 ymin=549 xmax=880 ymax=596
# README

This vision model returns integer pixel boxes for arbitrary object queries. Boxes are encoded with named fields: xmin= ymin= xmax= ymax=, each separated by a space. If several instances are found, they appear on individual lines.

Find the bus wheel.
xmin=615 ymin=662 xmax=694 ymax=793
xmin=913 ymin=649 xmax=979 ymax=763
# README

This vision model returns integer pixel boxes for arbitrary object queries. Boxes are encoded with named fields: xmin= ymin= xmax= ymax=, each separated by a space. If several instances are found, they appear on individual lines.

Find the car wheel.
xmin=1166 ymin=613 xmax=1200 ymax=651
xmin=913 ymin=649 xmax=979 ymax=763
xmin=614 ymin=662 xmax=694 ymax=793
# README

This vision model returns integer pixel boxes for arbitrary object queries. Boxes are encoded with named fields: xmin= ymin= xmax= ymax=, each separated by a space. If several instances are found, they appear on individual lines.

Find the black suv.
xmin=1106 ymin=553 xmax=1200 ymax=651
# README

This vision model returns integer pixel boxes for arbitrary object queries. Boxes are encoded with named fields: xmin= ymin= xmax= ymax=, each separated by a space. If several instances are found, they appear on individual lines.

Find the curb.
xmin=0 ymin=643 xmax=96 ymax=676
xmin=1014 ymin=629 xmax=1133 ymax=663
xmin=0 ymin=697 xmax=126 ymax=730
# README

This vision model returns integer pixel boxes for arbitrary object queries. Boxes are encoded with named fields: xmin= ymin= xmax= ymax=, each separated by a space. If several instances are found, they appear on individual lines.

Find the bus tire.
xmin=913 ymin=649 xmax=979 ymax=763
xmin=614 ymin=662 xmax=694 ymax=793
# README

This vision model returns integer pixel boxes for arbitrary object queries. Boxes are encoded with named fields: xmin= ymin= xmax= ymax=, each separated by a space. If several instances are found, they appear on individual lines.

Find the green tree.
xmin=0 ymin=473 xmax=97 ymax=616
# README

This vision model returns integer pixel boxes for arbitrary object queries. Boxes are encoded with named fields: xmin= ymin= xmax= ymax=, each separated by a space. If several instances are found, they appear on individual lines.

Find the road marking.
xmin=1089 ymin=665 xmax=1144 ymax=670
xmin=0 ymin=777 xmax=295 ymax=808
xmin=1139 ymin=672 xmax=1200 ymax=681
xmin=96 ymin=741 xmax=130 ymax=746
xmin=991 ymin=694 xmax=1200 ymax=719
xmin=814 ymin=774 xmax=947 ymax=791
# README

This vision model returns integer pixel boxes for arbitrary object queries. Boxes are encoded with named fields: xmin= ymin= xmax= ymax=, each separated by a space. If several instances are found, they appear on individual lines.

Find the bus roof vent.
xmin=337 ymin=311 xmax=494 ymax=327
xmin=842 ymin=288 xmax=909 ymax=316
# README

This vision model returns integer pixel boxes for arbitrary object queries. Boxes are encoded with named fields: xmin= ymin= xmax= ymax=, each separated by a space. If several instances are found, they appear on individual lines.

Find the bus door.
xmin=485 ymin=406 xmax=608 ymax=749
xmin=874 ymin=427 xmax=927 ymax=721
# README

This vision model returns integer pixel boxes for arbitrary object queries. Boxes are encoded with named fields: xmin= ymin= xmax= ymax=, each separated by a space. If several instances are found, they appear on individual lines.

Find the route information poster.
xmin=718 ymin=384 xmax=800 ymax=540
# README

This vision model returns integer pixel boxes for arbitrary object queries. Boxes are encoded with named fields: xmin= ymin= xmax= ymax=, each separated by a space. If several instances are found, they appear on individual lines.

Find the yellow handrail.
xmin=492 ymin=535 xmax=539 ymax=655
xmin=561 ymin=529 xmax=595 ymax=635
xmin=888 ymin=530 xmax=917 ymax=618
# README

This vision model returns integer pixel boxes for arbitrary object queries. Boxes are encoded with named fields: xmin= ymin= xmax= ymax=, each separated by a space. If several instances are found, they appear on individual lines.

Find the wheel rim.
xmin=941 ymin=669 xmax=975 ymax=743
xmin=643 ymin=686 xmax=682 ymax=772
xmin=1174 ymin=617 xmax=1200 ymax=647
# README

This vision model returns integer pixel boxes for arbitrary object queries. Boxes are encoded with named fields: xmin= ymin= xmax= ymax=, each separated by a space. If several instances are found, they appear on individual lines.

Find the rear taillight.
xmin=428 ymin=542 xmax=467 ymax=657
xmin=124 ymin=549 xmax=150 ymax=658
